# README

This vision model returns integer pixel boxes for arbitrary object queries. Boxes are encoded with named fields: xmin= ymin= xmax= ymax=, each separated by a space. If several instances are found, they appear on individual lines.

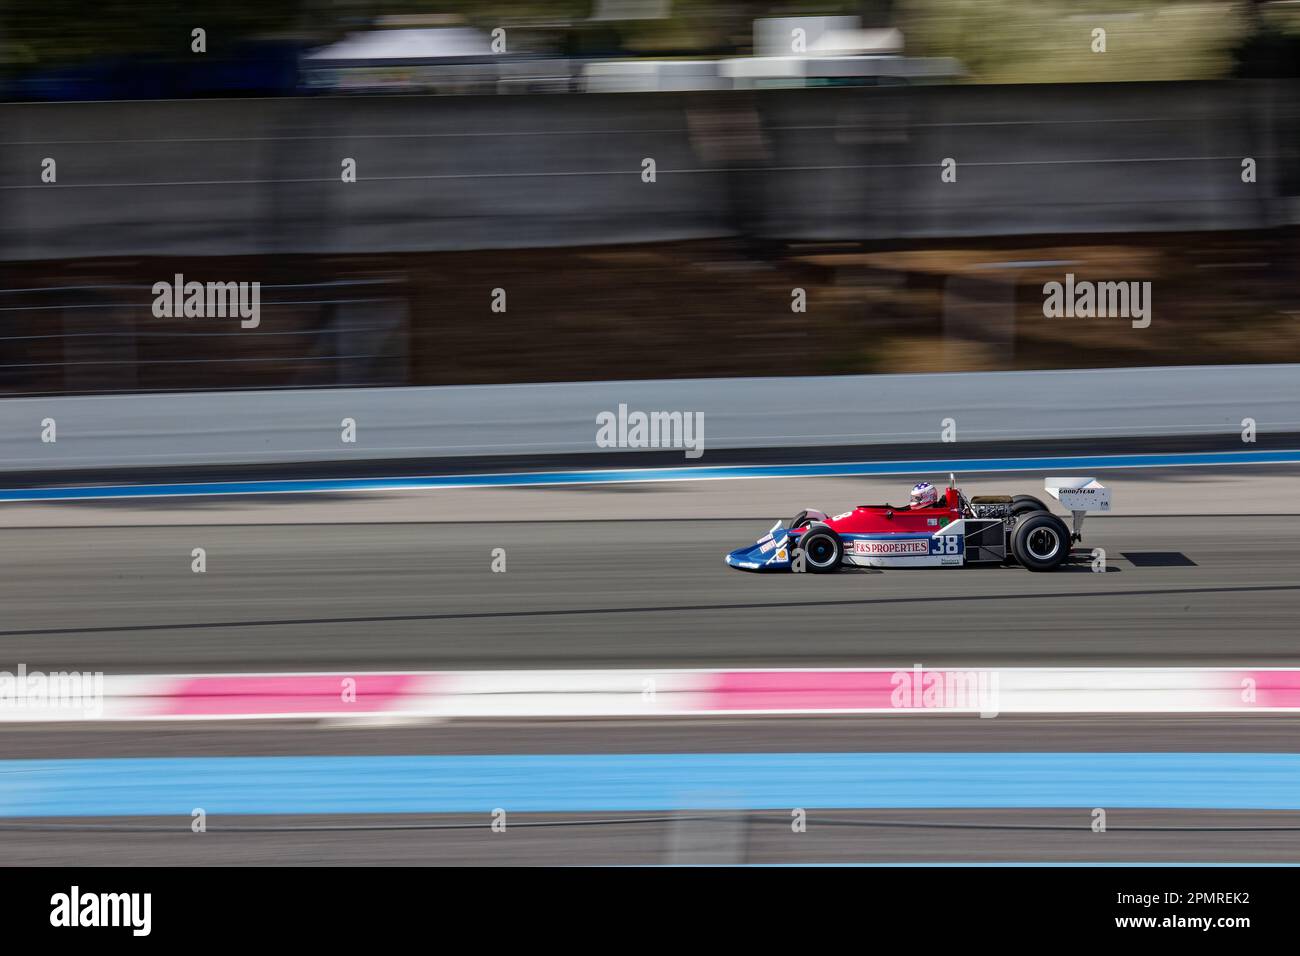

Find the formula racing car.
xmin=725 ymin=476 xmax=1110 ymax=573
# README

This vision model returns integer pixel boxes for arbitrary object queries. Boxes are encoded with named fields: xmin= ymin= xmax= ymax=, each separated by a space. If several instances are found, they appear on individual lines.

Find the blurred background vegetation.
xmin=1 ymin=0 xmax=1298 ymax=83
xmin=899 ymin=0 xmax=1247 ymax=82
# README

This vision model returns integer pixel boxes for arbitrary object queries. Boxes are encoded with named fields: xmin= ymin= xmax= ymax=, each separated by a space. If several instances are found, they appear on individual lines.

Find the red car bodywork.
xmin=819 ymin=487 xmax=962 ymax=535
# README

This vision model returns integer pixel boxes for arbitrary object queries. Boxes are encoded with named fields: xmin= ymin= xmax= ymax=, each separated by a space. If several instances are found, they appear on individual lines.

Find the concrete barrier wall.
xmin=1 ymin=80 xmax=1293 ymax=261
xmin=2 ymin=364 xmax=1295 ymax=472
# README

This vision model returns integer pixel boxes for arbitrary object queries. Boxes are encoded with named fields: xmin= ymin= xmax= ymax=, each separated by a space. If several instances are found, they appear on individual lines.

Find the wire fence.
xmin=0 ymin=278 xmax=408 ymax=396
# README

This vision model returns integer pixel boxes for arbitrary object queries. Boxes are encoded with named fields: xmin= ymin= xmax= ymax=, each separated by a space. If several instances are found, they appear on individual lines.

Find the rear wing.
xmin=1045 ymin=477 xmax=1110 ymax=541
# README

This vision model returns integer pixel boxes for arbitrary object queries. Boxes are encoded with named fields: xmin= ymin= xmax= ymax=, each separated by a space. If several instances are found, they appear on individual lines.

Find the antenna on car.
xmin=949 ymin=472 xmax=957 ymax=488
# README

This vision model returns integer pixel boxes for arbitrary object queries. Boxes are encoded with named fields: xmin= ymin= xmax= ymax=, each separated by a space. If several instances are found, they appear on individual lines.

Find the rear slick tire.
xmin=1011 ymin=495 xmax=1051 ymax=516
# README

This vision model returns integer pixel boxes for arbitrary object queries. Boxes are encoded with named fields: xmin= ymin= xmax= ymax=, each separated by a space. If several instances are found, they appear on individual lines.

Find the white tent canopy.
xmin=306 ymin=27 xmax=492 ymax=61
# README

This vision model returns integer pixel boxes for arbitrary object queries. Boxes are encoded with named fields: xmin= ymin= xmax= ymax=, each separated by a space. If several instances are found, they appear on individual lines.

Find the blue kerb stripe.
xmin=4 ymin=448 xmax=1300 ymax=502
xmin=2 ymin=753 xmax=1298 ymax=817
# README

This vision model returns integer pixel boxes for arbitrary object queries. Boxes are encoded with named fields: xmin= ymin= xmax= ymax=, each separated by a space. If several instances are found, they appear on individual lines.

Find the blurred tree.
xmin=1232 ymin=0 xmax=1300 ymax=76
xmin=898 ymin=0 xmax=1249 ymax=83
xmin=1 ymin=0 xmax=307 ymax=64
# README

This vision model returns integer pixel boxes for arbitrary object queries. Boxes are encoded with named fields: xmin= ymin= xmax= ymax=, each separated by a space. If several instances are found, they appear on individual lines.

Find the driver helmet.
xmin=909 ymin=481 xmax=939 ymax=509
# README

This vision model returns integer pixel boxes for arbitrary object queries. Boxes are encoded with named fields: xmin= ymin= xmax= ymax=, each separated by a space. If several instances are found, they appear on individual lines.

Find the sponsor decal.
xmin=853 ymin=539 xmax=930 ymax=556
xmin=927 ymin=518 xmax=938 ymax=526
xmin=759 ymin=539 xmax=776 ymax=554
xmin=938 ymin=516 xmax=950 ymax=527
xmin=929 ymin=534 xmax=962 ymax=555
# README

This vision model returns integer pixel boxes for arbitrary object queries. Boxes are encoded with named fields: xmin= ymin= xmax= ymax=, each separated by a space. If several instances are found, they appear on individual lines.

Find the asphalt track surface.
xmin=4 ymin=718 xmax=1300 ymax=865
xmin=6 ymin=809 xmax=1300 ymax=866
xmin=7 ymin=432 xmax=1300 ymax=488
xmin=3 ymin=469 xmax=1298 ymax=865
xmin=0 ymin=515 xmax=1294 ymax=672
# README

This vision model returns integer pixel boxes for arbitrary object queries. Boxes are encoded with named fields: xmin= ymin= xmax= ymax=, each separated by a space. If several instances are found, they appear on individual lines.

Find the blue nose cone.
xmin=724 ymin=533 xmax=793 ymax=571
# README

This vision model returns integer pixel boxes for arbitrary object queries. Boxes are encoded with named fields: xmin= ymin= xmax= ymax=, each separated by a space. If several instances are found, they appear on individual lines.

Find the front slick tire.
xmin=799 ymin=527 xmax=843 ymax=573
xmin=1012 ymin=513 xmax=1069 ymax=571
xmin=788 ymin=510 xmax=812 ymax=531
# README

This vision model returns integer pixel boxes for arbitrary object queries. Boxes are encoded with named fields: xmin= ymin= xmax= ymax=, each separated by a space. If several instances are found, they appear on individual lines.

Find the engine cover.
xmin=970 ymin=496 xmax=1013 ymax=520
